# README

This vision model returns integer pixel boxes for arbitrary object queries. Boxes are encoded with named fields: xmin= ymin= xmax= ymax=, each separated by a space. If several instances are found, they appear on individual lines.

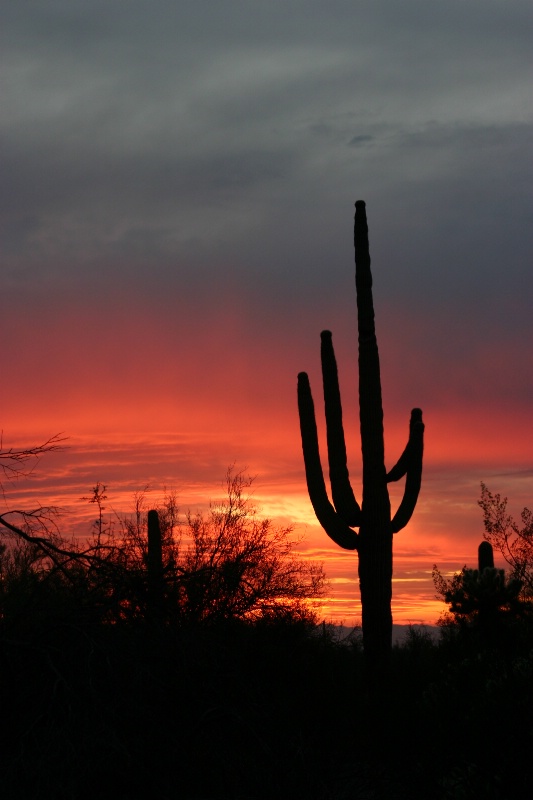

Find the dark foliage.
xmin=1 ymin=465 xmax=530 ymax=797
xmin=0 ymin=470 xmax=325 ymax=631
xmin=479 ymin=482 xmax=533 ymax=597
xmin=0 ymin=583 xmax=531 ymax=799
xmin=433 ymin=540 xmax=533 ymax=656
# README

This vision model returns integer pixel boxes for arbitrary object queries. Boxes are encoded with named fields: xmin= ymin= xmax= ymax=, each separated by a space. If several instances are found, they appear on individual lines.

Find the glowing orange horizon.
xmin=2 ymin=413 xmax=529 ymax=627
xmin=2 ymin=293 xmax=531 ymax=628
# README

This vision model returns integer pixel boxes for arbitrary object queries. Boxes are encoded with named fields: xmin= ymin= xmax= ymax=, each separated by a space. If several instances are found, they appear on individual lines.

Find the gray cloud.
xmin=1 ymin=0 xmax=532 ymax=408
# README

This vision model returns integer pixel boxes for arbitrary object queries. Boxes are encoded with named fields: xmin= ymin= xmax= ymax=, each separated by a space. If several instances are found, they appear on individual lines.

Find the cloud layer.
xmin=2 ymin=1 xmax=532 ymax=622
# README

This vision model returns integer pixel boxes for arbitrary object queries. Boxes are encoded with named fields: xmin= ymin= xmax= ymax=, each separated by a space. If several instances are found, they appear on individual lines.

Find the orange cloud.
xmin=2 ymin=290 xmax=531 ymax=626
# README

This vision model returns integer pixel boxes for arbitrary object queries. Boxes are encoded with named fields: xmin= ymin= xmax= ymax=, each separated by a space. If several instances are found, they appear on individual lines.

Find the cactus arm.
xmin=320 ymin=330 xmax=362 ymax=527
xmin=298 ymin=371 xmax=359 ymax=550
xmin=390 ymin=410 xmax=424 ymax=533
xmin=387 ymin=408 xmax=424 ymax=483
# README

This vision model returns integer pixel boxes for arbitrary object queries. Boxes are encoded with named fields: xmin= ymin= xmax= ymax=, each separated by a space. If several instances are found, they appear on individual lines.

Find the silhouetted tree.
xmin=0 ymin=432 xmax=71 ymax=567
xmin=433 ymin=541 xmax=525 ymax=635
xmin=298 ymin=201 xmax=424 ymax=679
xmin=80 ymin=482 xmax=111 ymax=546
xmin=0 ymin=469 xmax=325 ymax=629
xmin=110 ymin=470 xmax=325 ymax=625
xmin=177 ymin=470 xmax=325 ymax=624
xmin=478 ymin=482 xmax=533 ymax=597
xmin=0 ymin=432 xmax=65 ymax=484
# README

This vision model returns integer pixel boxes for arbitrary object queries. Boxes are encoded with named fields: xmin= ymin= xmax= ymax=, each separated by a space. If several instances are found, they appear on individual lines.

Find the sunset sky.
xmin=2 ymin=1 xmax=532 ymax=625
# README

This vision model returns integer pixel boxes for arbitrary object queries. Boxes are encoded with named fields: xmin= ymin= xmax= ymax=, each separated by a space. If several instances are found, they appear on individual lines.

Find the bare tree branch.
xmin=0 ymin=432 xmax=67 ymax=481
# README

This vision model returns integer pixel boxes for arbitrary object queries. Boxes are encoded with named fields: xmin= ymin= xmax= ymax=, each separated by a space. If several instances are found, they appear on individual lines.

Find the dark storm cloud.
xmin=2 ymin=1 xmax=532 ymax=345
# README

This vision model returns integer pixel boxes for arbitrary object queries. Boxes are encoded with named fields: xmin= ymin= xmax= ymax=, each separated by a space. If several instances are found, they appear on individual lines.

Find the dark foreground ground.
xmin=1 ymin=618 xmax=531 ymax=799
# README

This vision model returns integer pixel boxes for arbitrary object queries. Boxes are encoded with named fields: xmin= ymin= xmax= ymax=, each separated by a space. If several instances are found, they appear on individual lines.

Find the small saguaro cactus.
xmin=147 ymin=509 xmax=164 ymax=623
xmin=478 ymin=540 xmax=495 ymax=572
xmin=297 ymin=201 xmax=424 ymax=675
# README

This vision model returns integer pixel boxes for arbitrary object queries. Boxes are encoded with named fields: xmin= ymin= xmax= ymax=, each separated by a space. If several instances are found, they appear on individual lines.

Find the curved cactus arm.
xmin=298 ymin=372 xmax=359 ymax=551
xmin=320 ymin=330 xmax=362 ymax=527
xmin=390 ymin=409 xmax=424 ymax=533
xmin=386 ymin=408 xmax=424 ymax=483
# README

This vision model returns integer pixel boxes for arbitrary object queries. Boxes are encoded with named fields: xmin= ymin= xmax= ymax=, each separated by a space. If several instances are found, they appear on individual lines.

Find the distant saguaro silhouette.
xmin=297 ymin=201 xmax=424 ymax=680
xmin=438 ymin=540 xmax=524 ymax=631
xmin=147 ymin=509 xmax=164 ymax=623
xmin=478 ymin=540 xmax=494 ymax=572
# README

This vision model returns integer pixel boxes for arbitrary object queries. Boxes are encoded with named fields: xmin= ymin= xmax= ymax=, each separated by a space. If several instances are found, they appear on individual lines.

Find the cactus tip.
xmin=354 ymin=200 xmax=368 ymax=227
xmin=320 ymin=330 xmax=333 ymax=341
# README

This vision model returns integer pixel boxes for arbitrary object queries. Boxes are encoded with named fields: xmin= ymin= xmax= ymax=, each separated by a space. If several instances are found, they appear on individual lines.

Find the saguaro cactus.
xmin=478 ymin=540 xmax=494 ymax=572
xmin=147 ymin=509 xmax=164 ymax=624
xmin=297 ymin=201 xmax=424 ymax=675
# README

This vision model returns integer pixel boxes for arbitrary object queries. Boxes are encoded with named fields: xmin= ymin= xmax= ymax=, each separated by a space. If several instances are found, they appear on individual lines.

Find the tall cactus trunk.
xmin=297 ymin=201 xmax=424 ymax=682
xmin=355 ymin=199 xmax=393 ymax=675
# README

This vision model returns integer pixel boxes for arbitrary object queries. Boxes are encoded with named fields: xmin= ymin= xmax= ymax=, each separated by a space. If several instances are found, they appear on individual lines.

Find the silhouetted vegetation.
xmin=1 ymin=476 xmax=530 ymax=798
xmin=298 ymin=201 xmax=424 ymax=676
xmin=1 ymin=434 xmax=531 ymax=797
xmin=1 ymin=564 xmax=531 ymax=798
xmin=479 ymin=482 xmax=533 ymax=597
xmin=434 ymin=541 xmax=525 ymax=623
xmin=0 ymin=433 xmax=66 ymax=482
xmin=433 ymin=483 xmax=533 ymax=661
xmin=433 ymin=537 xmax=533 ymax=663
xmin=1 ymin=470 xmax=325 ymax=630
